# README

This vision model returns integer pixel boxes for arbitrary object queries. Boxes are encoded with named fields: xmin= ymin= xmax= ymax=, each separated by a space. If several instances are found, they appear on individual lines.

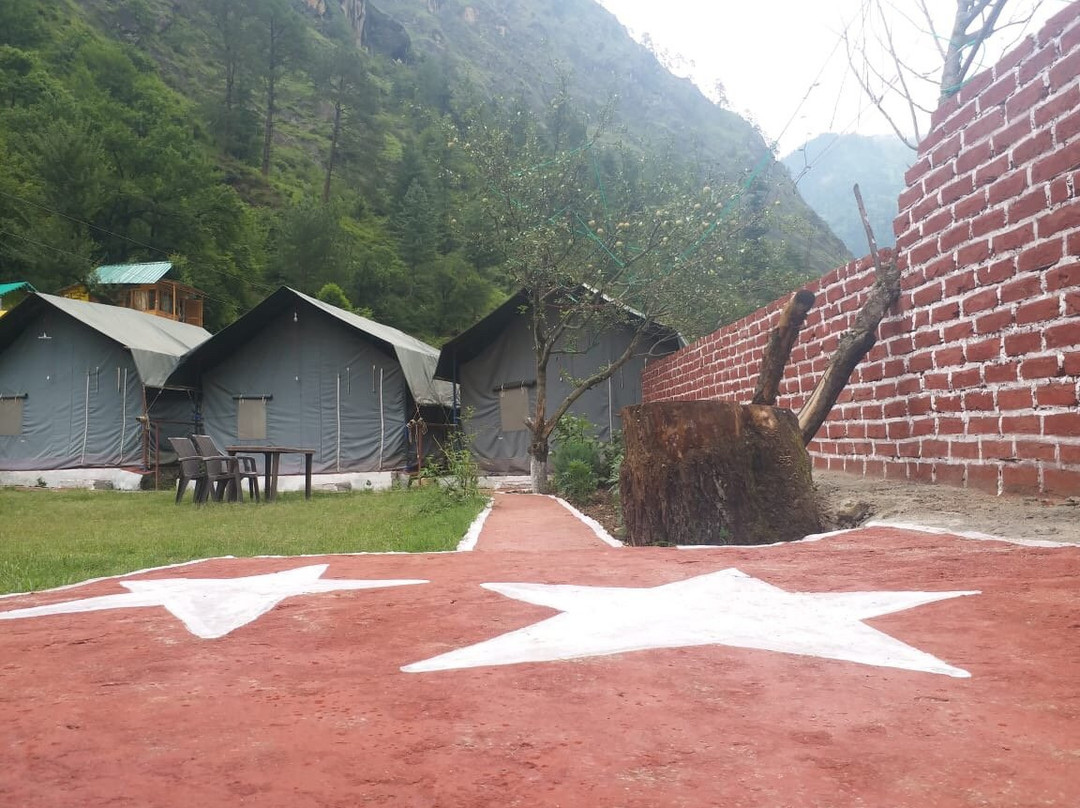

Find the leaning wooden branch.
xmin=797 ymin=184 xmax=901 ymax=446
xmin=751 ymin=289 xmax=816 ymax=406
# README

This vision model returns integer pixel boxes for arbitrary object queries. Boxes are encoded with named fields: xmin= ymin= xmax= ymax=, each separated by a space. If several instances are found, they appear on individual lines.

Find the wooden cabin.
xmin=61 ymin=262 xmax=205 ymax=328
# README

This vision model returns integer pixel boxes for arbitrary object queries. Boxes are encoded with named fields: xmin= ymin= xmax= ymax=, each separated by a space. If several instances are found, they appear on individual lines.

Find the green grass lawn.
xmin=0 ymin=487 xmax=486 ymax=595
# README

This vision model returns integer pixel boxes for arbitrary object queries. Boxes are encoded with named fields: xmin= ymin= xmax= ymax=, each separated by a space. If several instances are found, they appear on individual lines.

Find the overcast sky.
xmin=597 ymin=0 xmax=1067 ymax=156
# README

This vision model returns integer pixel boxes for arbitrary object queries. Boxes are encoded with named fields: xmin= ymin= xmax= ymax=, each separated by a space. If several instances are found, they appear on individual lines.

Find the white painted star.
xmin=402 ymin=569 xmax=979 ymax=677
xmin=0 ymin=564 xmax=427 ymax=639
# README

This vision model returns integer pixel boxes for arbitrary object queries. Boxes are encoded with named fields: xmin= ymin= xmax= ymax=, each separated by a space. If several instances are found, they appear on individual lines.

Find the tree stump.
xmin=620 ymin=401 xmax=822 ymax=546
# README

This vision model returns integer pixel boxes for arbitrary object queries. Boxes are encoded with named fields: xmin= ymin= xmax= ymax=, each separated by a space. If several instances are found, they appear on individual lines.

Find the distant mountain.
xmin=1 ymin=0 xmax=850 ymax=339
xmin=782 ymin=134 xmax=914 ymax=255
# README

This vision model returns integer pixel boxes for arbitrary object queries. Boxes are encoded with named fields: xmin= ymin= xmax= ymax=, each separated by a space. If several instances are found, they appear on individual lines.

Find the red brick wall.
xmin=642 ymin=3 xmax=1080 ymax=497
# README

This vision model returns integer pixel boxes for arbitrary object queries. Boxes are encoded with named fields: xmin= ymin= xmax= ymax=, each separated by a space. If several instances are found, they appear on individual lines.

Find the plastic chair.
xmin=168 ymin=437 xmax=209 ymax=504
xmin=191 ymin=434 xmax=260 ymax=503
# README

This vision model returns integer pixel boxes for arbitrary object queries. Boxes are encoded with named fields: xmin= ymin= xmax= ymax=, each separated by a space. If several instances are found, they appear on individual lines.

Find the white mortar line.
xmin=550 ymin=496 xmax=623 ymax=547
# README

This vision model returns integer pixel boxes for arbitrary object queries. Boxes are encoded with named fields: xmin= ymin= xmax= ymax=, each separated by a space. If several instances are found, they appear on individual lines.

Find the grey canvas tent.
xmin=434 ymin=291 xmax=682 ymax=474
xmin=0 ymin=293 xmax=210 ymax=471
xmin=166 ymin=287 xmax=451 ymax=475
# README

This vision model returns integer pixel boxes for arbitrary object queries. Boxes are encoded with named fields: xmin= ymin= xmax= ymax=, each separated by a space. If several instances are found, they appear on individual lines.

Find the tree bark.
xmin=751 ymin=289 xmax=815 ymax=406
xmin=620 ymin=402 xmax=822 ymax=546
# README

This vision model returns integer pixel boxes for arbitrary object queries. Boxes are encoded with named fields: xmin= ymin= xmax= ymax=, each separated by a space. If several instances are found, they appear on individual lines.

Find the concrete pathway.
xmin=473 ymin=492 xmax=615 ymax=552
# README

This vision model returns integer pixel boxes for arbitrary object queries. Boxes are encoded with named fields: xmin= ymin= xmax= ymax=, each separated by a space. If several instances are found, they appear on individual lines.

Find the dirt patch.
xmin=579 ymin=471 xmax=1080 ymax=545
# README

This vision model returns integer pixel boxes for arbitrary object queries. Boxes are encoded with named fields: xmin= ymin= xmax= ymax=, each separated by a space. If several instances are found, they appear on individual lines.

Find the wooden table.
xmin=226 ymin=446 xmax=315 ymax=502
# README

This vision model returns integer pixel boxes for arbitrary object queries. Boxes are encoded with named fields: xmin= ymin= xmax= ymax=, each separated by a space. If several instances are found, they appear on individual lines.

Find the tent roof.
xmin=0 ymin=293 xmax=211 ymax=387
xmin=434 ymin=289 xmax=684 ymax=380
xmin=0 ymin=281 xmax=36 ymax=297
xmin=91 ymin=262 xmax=173 ymax=285
xmin=167 ymin=287 xmax=452 ymax=406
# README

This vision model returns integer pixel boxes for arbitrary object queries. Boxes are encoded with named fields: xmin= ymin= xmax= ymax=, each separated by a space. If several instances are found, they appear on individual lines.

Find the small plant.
xmin=426 ymin=408 xmax=482 ymax=504
xmin=552 ymin=414 xmax=610 ymax=505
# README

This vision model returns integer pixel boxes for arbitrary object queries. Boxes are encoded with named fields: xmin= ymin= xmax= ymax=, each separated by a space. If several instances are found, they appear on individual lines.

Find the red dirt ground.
xmin=1 ymin=494 xmax=1078 ymax=807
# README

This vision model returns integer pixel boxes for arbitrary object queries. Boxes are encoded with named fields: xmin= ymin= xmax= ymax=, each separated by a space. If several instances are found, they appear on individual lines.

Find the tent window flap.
xmin=499 ymin=387 xmax=530 ymax=433
xmin=0 ymin=396 xmax=24 ymax=436
xmin=237 ymin=398 xmax=267 ymax=440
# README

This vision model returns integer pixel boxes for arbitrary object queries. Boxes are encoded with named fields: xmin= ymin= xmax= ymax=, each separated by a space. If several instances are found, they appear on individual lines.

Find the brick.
xmin=925 ymin=253 xmax=958 ymax=281
xmin=1067 ymin=291 xmax=1080 ymax=315
xmin=975 ymin=154 xmax=1010 ymax=188
xmin=982 ymin=438 xmax=1018 ymax=458
xmin=985 ymin=361 xmax=1019 ymax=383
xmin=908 ymin=351 xmax=934 ymax=373
xmin=955 ymin=70 xmax=995 ymax=108
xmin=967 ymin=464 xmax=1000 ymax=494
xmin=1000 ymin=274 xmax=1043 ymax=303
xmin=1048 ymin=46 xmax=1080 ymax=92
xmin=956 ymin=240 xmax=990 ymax=268
xmin=1043 ymin=469 xmax=1080 ymax=497
xmin=1002 ymin=465 xmax=1041 ymax=496
xmin=1015 ymin=440 xmax=1057 ymax=461
xmin=943 ymin=319 xmax=974 ymax=342
xmin=1037 ymin=206 xmax=1079 ymax=239
xmin=975 ymin=308 xmax=1014 ymax=334
xmin=977 ymin=257 xmax=1016 ymax=284
xmin=925 ymin=371 xmax=952 ymax=390
xmin=956 ymin=141 xmax=994 ymax=176
xmin=1049 ymin=174 xmax=1077 ymax=205
xmin=912 ymin=283 xmax=944 ymax=307
xmin=952 ymin=367 xmax=982 ymax=388
xmin=965 ymin=338 xmax=1001 ymax=362
xmin=1017 ymin=240 xmax=1063 ymax=273
xmin=941 ymin=175 xmax=974 ymax=206
xmin=1021 ymin=44 xmax=1062 ymax=89
xmin=914 ymin=329 xmax=943 ymax=349
xmin=887 ymin=420 xmax=912 ymax=440
xmin=935 ymin=463 xmax=967 ymax=486
xmin=1035 ymin=381 xmax=1079 ymax=407
xmin=962 ymin=288 xmax=999 ymax=315
xmin=908 ymin=395 xmax=932 ymax=416
xmin=988 ymin=169 xmax=1029 ymax=206
xmin=979 ymin=72 xmax=1019 ymax=110
xmin=930 ymin=131 xmax=963 ymax=166
xmin=967 ymin=415 xmax=1001 ymax=434
xmin=1008 ymin=188 xmax=1050 ymax=225
xmin=1020 ymin=355 xmax=1061 ymax=379
xmin=1045 ymin=320 xmax=1080 ymax=348
xmin=962 ymin=107 xmax=1007 ymax=146
xmin=998 ymin=386 xmax=1034 ymax=410
xmin=950 ymin=441 xmax=981 ymax=460
xmin=1002 ymin=414 xmax=1041 ymax=434
xmin=1060 ymin=443 xmax=1080 ymax=464
xmin=995 ymin=36 xmax=1036 ymax=76
xmin=934 ymin=393 xmax=964 ymax=412
xmin=932 ymin=301 xmax=961 ymax=324
xmin=1015 ymin=296 xmax=1061 ymax=324
xmin=923 ymin=162 xmax=958 ymax=196
xmin=1031 ymin=138 xmax=1080 ymax=184
xmin=1010 ymin=129 xmax=1054 ymax=168
xmin=921 ymin=208 xmax=954 ymax=240
xmin=992 ymin=223 xmax=1035 ymax=253
xmin=1004 ymin=331 xmax=1043 ymax=356
xmin=992 ymin=117 xmax=1034 ymax=154
xmin=964 ymin=389 xmax=995 ymax=409
xmin=1053 ymin=106 xmax=1080 ymax=144
xmin=937 ymin=416 xmax=965 ymax=435
xmin=1065 ymin=350 xmax=1080 ymax=375
xmin=1069 ymin=230 xmax=1080 ymax=258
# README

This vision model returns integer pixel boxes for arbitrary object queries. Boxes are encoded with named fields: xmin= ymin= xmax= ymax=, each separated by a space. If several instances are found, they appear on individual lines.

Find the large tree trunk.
xmin=620 ymin=401 xmax=822 ymax=546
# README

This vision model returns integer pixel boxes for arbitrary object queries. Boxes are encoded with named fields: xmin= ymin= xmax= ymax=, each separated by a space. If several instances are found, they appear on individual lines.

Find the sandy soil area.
xmin=815 ymin=470 xmax=1080 ymax=545
xmin=579 ymin=470 xmax=1080 ymax=546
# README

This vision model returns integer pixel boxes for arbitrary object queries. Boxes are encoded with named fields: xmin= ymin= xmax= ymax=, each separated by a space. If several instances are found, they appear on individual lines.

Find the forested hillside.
xmin=0 ymin=0 xmax=849 ymax=340
xmin=782 ymin=134 xmax=914 ymax=255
